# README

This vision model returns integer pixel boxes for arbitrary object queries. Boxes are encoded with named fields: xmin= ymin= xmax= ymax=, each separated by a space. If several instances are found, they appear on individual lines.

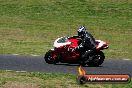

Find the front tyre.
xmin=88 ymin=51 xmax=105 ymax=66
xmin=44 ymin=50 xmax=56 ymax=64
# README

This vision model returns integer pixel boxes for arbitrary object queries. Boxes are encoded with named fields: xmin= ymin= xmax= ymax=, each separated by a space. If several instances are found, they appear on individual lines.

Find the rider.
xmin=73 ymin=26 xmax=97 ymax=63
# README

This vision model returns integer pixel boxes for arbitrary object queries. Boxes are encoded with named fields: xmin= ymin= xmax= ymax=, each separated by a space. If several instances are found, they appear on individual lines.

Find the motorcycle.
xmin=44 ymin=36 xmax=108 ymax=66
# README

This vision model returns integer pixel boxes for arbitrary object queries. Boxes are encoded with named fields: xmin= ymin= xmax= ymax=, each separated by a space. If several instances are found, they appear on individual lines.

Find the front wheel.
xmin=88 ymin=51 xmax=105 ymax=66
xmin=44 ymin=50 xmax=56 ymax=64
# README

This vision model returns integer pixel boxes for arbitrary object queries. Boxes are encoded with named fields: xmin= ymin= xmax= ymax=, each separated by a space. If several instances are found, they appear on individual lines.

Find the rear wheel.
xmin=44 ymin=50 xmax=56 ymax=64
xmin=88 ymin=51 xmax=105 ymax=66
xmin=80 ymin=62 xmax=87 ymax=67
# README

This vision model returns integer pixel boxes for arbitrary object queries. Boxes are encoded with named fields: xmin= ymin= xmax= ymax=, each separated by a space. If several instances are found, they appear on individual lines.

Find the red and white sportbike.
xmin=44 ymin=36 xmax=108 ymax=66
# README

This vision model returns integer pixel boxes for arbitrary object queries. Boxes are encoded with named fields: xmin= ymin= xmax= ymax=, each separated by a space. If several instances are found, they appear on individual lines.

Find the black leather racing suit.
xmin=75 ymin=32 xmax=97 ymax=62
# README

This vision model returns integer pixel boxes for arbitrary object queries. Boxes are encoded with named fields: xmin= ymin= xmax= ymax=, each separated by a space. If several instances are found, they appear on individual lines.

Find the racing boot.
xmin=81 ymin=50 xmax=94 ymax=64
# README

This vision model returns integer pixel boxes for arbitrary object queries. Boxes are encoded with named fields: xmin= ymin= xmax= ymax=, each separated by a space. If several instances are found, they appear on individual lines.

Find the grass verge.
xmin=1 ymin=0 xmax=132 ymax=59
xmin=0 ymin=70 xmax=131 ymax=88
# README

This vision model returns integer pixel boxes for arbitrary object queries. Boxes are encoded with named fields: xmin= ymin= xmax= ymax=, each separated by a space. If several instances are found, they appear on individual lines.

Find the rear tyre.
xmin=44 ymin=50 xmax=56 ymax=64
xmin=88 ymin=51 xmax=105 ymax=67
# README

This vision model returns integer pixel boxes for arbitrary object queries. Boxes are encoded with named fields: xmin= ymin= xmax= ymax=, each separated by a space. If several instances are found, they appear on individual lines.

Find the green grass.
xmin=1 ymin=0 xmax=132 ymax=59
xmin=0 ymin=70 xmax=131 ymax=88
xmin=0 ymin=1 xmax=132 ymax=87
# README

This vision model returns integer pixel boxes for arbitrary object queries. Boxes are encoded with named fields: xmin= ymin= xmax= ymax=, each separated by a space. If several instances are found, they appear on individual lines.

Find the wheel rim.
xmin=45 ymin=53 xmax=55 ymax=63
xmin=87 ymin=51 xmax=105 ymax=66
xmin=47 ymin=56 xmax=52 ymax=61
xmin=94 ymin=54 xmax=101 ymax=63
xmin=48 ymin=55 xmax=54 ymax=62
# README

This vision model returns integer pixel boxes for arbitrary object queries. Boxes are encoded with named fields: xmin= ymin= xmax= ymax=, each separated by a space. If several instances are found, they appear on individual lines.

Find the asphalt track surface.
xmin=0 ymin=55 xmax=132 ymax=76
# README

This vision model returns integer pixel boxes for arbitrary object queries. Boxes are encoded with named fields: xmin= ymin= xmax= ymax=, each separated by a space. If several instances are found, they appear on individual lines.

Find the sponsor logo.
xmin=77 ymin=66 xmax=131 ymax=84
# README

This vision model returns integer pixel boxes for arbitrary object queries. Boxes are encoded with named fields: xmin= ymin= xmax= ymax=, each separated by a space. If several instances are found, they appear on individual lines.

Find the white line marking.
xmin=15 ymin=71 xmax=27 ymax=73
xmin=12 ymin=54 xmax=19 ymax=55
xmin=5 ymin=70 xmax=27 ymax=73
xmin=30 ymin=54 xmax=40 ymax=56
xmin=123 ymin=59 xmax=130 ymax=60
xmin=6 ymin=70 xmax=13 ymax=72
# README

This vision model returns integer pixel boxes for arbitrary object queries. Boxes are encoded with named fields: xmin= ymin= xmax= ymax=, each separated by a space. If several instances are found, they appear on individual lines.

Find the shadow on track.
xmin=54 ymin=63 xmax=103 ymax=67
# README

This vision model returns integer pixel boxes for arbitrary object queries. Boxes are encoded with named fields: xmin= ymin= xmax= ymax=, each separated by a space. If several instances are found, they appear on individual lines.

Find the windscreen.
xmin=57 ymin=37 xmax=68 ymax=43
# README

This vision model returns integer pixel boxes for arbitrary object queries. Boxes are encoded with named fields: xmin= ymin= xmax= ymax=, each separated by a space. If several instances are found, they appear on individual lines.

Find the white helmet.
xmin=77 ymin=26 xmax=86 ymax=38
